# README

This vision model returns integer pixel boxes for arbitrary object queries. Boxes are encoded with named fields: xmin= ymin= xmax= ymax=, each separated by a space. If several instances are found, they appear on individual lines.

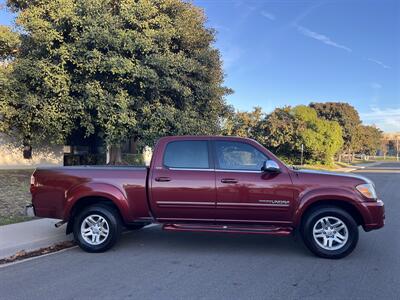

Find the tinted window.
xmin=215 ymin=141 xmax=268 ymax=171
xmin=164 ymin=141 xmax=209 ymax=169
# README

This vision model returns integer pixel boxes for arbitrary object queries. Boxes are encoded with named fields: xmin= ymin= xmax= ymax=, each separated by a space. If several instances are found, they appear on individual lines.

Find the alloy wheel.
xmin=80 ymin=214 xmax=110 ymax=245
xmin=312 ymin=216 xmax=349 ymax=251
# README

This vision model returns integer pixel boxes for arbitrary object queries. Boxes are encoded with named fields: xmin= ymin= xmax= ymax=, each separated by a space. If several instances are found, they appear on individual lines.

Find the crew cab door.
xmin=213 ymin=140 xmax=294 ymax=223
xmin=149 ymin=139 xmax=216 ymax=222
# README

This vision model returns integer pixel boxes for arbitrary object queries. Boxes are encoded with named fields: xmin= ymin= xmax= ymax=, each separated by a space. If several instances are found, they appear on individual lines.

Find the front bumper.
xmin=362 ymin=199 xmax=385 ymax=231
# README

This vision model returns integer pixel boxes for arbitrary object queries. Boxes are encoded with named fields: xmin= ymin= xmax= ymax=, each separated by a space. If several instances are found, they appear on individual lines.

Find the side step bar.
xmin=163 ymin=223 xmax=293 ymax=236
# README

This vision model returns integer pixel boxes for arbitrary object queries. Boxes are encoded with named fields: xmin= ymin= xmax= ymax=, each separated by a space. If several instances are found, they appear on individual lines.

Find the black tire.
xmin=301 ymin=206 xmax=359 ymax=259
xmin=73 ymin=204 xmax=122 ymax=253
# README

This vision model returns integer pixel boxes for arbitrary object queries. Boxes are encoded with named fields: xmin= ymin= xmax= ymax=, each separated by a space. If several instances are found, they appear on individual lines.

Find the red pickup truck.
xmin=30 ymin=136 xmax=384 ymax=258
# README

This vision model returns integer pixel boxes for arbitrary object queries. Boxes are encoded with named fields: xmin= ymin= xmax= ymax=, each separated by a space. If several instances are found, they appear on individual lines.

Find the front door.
xmin=213 ymin=140 xmax=294 ymax=224
xmin=150 ymin=139 xmax=216 ymax=222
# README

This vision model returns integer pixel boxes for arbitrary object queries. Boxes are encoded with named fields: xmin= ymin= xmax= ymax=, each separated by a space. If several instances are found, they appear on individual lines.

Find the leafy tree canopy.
xmin=224 ymin=105 xmax=344 ymax=165
xmin=222 ymin=106 xmax=264 ymax=140
xmin=260 ymin=106 xmax=343 ymax=164
xmin=0 ymin=0 xmax=231 ymax=149
xmin=309 ymin=102 xmax=361 ymax=152
xmin=292 ymin=105 xmax=343 ymax=164
xmin=261 ymin=106 xmax=299 ymax=156
xmin=353 ymin=125 xmax=382 ymax=155
xmin=0 ymin=25 xmax=20 ymax=60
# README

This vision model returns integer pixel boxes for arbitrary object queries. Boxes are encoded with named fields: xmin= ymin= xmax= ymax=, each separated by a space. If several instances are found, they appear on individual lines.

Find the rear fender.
xmin=64 ymin=182 xmax=132 ymax=223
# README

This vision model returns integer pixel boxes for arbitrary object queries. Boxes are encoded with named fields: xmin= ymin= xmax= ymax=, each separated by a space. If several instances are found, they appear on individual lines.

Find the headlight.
xmin=356 ymin=183 xmax=377 ymax=200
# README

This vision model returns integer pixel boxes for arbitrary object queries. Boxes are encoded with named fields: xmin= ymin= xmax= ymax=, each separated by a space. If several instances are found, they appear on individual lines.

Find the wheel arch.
xmin=66 ymin=196 xmax=124 ymax=234
xmin=295 ymin=199 xmax=365 ymax=229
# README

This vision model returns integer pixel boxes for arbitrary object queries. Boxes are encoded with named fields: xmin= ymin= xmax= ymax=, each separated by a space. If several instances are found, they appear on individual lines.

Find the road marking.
xmin=0 ymin=224 xmax=160 ymax=268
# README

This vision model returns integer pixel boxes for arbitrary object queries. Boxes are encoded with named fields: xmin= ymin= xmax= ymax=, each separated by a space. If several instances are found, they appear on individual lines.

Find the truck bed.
xmin=31 ymin=166 xmax=151 ymax=222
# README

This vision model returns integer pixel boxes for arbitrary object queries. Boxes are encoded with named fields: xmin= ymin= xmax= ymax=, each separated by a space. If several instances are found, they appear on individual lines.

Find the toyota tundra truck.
xmin=30 ymin=136 xmax=385 ymax=258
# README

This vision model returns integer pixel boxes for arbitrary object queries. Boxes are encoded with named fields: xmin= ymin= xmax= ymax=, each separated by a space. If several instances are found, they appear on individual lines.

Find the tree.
xmin=261 ymin=106 xmax=299 ymax=160
xmin=292 ymin=106 xmax=343 ymax=164
xmin=353 ymin=125 xmax=382 ymax=155
xmin=222 ymin=106 xmax=264 ymax=140
xmin=0 ymin=0 xmax=231 ymax=163
xmin=310 ymin=102 xmax=361 ymax=159
xmin=0 ymin=25 xmax=20 ymax=60
xmin=262 ymin=106 xmax=343 ymax=165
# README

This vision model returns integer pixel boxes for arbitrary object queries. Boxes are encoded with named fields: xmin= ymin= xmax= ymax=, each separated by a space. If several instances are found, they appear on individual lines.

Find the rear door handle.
xmin=221 ymin=178 xmax=238 ymax=184
xmin=155 ymin=177 xmax=171 ymax=182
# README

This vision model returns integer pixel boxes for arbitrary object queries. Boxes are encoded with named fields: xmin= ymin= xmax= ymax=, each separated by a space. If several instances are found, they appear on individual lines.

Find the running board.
xmin=163 ymin=223 xmax=293 ymax=236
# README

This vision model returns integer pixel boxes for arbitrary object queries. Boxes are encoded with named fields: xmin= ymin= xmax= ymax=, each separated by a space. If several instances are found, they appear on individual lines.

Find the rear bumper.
xmin=362 ymin=199 xmax=385 ymax=231
xmin=25 ymin=204 xmax=35 ymax=217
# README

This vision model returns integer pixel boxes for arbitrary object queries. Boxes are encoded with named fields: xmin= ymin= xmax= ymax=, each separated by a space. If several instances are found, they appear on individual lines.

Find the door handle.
xmin=155 ymin=177 xmax=171 ymax=182
xmin=221 ymin=178 xmax=238 ymax=184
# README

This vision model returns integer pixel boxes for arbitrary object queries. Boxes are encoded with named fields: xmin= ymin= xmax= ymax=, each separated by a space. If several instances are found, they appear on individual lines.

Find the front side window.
xmin=215 ymin=141 xmax=268 ymax=171
xmin=164 ymin=141 xmax=210 ymax=169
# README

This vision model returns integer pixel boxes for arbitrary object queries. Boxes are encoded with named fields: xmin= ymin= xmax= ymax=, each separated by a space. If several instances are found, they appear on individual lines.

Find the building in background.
xmin=381 ymin=132 xmax=400 ymax=158
xmin=0 ymin=132 xmax=146 ymax=168
xmin=0 ymin=134 xmax=63 ymax=168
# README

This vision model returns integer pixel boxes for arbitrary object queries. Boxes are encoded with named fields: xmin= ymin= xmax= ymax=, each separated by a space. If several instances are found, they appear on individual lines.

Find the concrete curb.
xmin=0 ymin=219 xmax=72 ymax=260
xmin=341 ymin=168 xmax=358 ymax=173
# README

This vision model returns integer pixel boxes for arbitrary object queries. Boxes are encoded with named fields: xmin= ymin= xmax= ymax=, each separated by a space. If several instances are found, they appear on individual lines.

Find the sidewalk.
xmin=0 ymin=219 xmax=72 ymax=259
xmin=334 ymin=167 xmax=358 ymax=173
xmin=350 ymin=162 xmax=383 ymax=168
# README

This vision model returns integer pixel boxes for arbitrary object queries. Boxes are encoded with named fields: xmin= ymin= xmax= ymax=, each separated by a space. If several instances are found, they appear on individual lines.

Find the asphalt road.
xmin=1 ymin=162 xmax=399 ymax=300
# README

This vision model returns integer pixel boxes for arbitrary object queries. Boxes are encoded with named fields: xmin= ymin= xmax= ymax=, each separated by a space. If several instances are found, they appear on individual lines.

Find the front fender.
xmin=64 ymin=182 xmax=132 ymax=223
xmin=293 ymin=187 xmax=363 ymax=227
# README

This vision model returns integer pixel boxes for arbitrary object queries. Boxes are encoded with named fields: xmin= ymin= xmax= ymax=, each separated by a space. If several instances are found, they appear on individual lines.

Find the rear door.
xmin=150 ymin=139 xmax=216 ymax=222
xmin=213 ymin=140 xmax=294 ymax=224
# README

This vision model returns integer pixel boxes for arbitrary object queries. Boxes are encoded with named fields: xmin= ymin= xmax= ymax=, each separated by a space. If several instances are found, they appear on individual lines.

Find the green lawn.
xmin=351 ymin=157 xmax=399 ymax=165
xmin=0 ymin=169 xmax=34 ymax=226
xmin=0 ymin=215 xmax=34 ymax=226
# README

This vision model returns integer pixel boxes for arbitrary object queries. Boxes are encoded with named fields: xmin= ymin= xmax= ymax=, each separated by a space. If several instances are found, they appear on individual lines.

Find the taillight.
xmin=30 ymin=174 xmax=35 ymax=187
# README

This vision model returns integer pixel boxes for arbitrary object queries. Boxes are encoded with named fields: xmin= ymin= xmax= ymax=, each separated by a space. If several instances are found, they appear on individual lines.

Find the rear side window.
xmin=215 ymin=141 xmax=268 ymax=171
xmin=164 ymin=141 xmax=210 ymax=169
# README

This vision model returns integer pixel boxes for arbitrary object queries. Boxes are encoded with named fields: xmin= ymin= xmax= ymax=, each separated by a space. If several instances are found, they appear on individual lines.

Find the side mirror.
xmin=261 ymin=160 xmax=281 ymax=173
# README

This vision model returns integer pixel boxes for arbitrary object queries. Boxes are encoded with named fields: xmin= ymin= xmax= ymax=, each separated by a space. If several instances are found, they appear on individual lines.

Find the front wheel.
xmin=301 ymin=206 xmax=359 ymax=259
xmin=73 ymin=204 xmax=122 ymax=253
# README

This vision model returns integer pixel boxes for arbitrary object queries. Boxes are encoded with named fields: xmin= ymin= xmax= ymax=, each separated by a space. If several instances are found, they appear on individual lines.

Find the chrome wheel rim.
xmin=80 ymin=214 xmax=109 ymax=245
xmin=313 ymin=216 xmax=348 ymax=251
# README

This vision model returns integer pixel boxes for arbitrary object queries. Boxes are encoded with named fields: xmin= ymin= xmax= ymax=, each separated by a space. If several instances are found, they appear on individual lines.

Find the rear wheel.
xmin=73 ymin=204 xmax=122 ymax=253
xmin=301 ymin=206 xmax=359 ymax=259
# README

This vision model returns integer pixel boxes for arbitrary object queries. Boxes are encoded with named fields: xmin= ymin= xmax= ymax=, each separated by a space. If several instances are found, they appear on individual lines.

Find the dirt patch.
xmin=0 ymin=241 xmax=76 ymax=265
xmin=0 ymin=169 xmax=33 ymax=223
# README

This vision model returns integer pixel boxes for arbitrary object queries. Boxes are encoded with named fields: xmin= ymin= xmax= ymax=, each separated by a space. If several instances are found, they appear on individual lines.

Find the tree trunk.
xmin=23 ymin=138 xmax=32 ymax=159
xmin=129 ymin=136 xmax=138 ymax=154
xmin=107 ymin=144 xmax=122 ymax=165
xmin=347 ymin=148 xmax=351 ymax=164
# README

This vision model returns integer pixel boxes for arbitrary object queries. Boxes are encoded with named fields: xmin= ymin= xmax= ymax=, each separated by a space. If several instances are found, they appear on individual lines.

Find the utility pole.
xmin=397 ymin=138 xmax=399 ymax=161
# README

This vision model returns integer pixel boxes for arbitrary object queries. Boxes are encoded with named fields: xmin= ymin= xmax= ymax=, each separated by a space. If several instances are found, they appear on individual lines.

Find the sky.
xmin=1 ymin=0 xmax=399 ymax=132
xmin=193 ymin=0 xmax=399 ymax=132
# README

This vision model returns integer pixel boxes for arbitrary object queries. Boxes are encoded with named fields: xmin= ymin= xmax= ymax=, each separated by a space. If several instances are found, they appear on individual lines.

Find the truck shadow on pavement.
xmin=115 ymin=225 xmax=311 ymax=258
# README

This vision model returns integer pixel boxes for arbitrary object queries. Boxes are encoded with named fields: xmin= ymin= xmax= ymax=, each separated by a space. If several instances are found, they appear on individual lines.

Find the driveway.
xmin=1 ymin=162 xmax=399 ymax=300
